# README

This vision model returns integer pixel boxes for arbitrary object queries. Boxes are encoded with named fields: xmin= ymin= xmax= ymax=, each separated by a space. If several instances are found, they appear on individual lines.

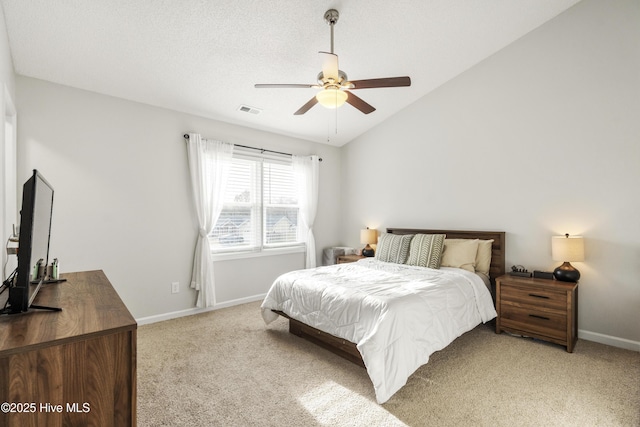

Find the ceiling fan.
xmin=255 ymin=9 xmax=411 ymax=115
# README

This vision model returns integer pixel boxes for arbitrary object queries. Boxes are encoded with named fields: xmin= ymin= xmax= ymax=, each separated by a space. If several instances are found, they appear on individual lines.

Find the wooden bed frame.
xmin=274 ymin=228 xmax=506 ymax=367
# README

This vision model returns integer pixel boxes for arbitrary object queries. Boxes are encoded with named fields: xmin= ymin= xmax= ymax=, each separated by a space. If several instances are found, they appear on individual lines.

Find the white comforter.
xmin=261 ymin=258 xmax=497 ymax=404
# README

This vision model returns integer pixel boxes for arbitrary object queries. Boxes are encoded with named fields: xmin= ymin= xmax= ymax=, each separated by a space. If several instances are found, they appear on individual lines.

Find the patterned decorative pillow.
xmin=406 ymin=234 xmax=446 ymax=268
xmin=375 ymin=233 xmax=413 ymax=264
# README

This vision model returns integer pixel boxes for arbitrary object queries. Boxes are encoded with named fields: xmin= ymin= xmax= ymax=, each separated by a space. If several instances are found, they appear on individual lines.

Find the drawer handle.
xmin=529 ymin=314 xmax=550 ymax=321
xmin=528 ymin=293 xmax=550 ymax=299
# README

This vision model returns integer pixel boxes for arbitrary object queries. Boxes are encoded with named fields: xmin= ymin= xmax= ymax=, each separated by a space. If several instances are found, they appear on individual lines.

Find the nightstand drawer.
xmin=501 ymin=283 xmax=566 ymax=311
xmin=337 ymin=254 xmax=365 ymax=264
xmin=501 ymin=305 xmax=567 ymax=340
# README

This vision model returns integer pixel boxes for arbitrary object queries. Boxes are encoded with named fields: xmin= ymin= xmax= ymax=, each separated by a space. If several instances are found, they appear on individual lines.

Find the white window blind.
xmin=210 ymin=151 xmax=301 ymax=253
xmin=263 ymin=161 xmax=298 ymax=246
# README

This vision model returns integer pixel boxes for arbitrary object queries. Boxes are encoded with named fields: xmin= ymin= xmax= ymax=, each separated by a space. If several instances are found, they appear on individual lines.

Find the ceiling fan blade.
xmin=349 ymin=76 xmax=411 ymax=89
xmin=294 ymin=97 xmax=319 ymax=115
xmin=345 ymin=92 xmax=375 ymax=114
xmin=319 ymin=51 xmax=339 ymax=81
xmin=255 ymin=84 xmax=316 ymax=89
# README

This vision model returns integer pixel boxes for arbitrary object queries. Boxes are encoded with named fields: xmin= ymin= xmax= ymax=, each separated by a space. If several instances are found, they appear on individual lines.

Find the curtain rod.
xmin=183 ymin=134 xmax=322 ymax=162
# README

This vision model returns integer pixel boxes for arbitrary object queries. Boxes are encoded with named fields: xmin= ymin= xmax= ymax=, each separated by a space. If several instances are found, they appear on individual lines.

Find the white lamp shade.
xmin=552 ymin=235 xmax=584 ymax=262
xmin=316 ymin=88 xmax=347 ymax=109
xmin=360 ymin=228 xmax=377 ymax=245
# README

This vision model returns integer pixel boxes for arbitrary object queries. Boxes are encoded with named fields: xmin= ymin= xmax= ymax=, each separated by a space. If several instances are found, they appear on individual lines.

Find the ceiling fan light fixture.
xmin=254 ymin=9 xmax=411 ymax=116
xmin=316 ymin=88 xmax=347 ymax=109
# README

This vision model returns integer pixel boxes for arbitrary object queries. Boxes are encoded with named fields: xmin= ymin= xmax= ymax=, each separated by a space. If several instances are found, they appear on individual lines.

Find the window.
xmin=210 ymin=150 xmax=301 ymax=253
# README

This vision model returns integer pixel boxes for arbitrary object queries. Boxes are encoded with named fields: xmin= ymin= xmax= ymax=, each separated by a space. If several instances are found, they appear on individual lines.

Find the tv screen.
xmin=7 ymin=170 xmax=55 ymax=313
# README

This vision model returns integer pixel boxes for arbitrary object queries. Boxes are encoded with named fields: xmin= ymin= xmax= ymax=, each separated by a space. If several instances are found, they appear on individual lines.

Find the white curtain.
xmin=293 ymin=155 xmax=320 ymax=268
xmin=186 ymin=133 xmax=233 ymax=307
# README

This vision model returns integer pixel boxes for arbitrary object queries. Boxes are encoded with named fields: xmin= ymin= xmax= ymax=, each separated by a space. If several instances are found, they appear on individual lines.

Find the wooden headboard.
xmin=386 ymin=228 xmax=506 ymax=286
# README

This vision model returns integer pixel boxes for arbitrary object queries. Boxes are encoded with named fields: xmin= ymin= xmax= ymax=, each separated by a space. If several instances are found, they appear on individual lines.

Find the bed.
xmin=261 ymin=228 xmax=506 ymax=403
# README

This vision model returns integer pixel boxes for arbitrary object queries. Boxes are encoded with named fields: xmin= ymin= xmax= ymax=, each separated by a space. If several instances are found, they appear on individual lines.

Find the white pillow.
xmin=475 ymin=239 xmax=494 ymax=275
xmin=441 ymin=239 xmax=479 ymax=272
xmin=444 ymin=239 xmax=494 ymax=275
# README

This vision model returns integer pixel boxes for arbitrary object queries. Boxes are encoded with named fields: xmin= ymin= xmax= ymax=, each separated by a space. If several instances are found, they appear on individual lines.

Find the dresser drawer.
xmin=501 ymin=304 xmax=567 ymax=341
xmin=501 ymin=283 xmax=567 ymax=311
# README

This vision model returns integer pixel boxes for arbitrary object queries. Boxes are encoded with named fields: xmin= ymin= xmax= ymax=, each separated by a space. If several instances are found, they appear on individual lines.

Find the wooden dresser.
xmin=0 ymin=270 xmax=137 ymax=427
xmin=495 ymin=275 xmax=578 ymax=352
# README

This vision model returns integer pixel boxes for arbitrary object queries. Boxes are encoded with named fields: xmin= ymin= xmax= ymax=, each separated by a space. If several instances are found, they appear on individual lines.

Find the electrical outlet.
xmin=171 ymin=282 xmax=180 ymax=294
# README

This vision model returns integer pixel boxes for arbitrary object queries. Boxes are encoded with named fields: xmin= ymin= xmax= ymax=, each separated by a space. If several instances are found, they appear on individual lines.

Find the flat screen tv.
xmin=7 ymin=169 xmax=58 ymax=314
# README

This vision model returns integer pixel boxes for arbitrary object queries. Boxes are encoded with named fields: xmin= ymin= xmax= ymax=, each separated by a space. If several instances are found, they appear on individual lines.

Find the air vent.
xmin=237 ymin=105 xmax=262 ymax=115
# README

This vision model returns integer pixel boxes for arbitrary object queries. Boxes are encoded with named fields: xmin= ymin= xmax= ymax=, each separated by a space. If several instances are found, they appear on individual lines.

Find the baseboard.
xmin=213 ymin=293 xmax=266 ymax=310
xmin=136 ymin=293 xmax=266 ymax=326
xmin=579 ymin=329 xmax=640 ymax=352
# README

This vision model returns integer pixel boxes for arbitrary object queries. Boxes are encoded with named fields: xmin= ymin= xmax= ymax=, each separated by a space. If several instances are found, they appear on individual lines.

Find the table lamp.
xmin=360 ymin=228 xmax=377 ymax=257
xmin=551 ymin=234 xmax=584 ymax=282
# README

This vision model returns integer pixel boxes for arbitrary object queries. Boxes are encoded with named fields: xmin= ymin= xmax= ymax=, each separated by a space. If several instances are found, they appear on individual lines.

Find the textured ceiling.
xmin=1 ymin=0 xmax=581 ymax=146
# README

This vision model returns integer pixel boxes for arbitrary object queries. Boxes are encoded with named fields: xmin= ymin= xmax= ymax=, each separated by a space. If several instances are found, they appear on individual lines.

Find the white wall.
xmin=15 ymin=77 xmax=342 ymax=318
xmin=0 ymin=5 xmax=17 ymax=280
xmin=341 ymin=0 xmax=640 ymax=347
xmin=0 ymin=5 xmax=14 ymax=96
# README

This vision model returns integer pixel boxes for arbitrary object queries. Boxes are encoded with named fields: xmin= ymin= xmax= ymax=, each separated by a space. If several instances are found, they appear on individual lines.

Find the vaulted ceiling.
xmin=0 ymin=0 xmax=581 ymax=146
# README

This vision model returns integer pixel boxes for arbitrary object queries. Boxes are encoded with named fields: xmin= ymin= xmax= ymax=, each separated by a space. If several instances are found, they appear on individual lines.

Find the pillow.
xmin=475 ymin=239 xmax=494 ymax=275
xmin=375 ymin=233 xmax=413 ymax=264
xmin=440 ymin=239 xmax=479 ymax=272
xmin=444 ymin=239 xmax=494 ymax=275
xmin=406 ymin=234 xmax=446 ymax=268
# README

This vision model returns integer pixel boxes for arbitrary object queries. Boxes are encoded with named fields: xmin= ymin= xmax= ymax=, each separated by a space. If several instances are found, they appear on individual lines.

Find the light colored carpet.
xmin=137 ymin=301 xmax=639 ymax=427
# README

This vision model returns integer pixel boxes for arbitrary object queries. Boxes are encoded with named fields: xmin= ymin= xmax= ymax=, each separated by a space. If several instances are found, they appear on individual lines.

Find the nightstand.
xmin=336 ymin=254 xmax=365 ymax=264
xmin=495 ymin=275 xmax=578 ymax=352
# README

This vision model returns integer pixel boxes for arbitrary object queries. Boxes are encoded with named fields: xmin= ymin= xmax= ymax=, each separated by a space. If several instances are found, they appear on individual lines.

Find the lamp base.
xmin=553 ymin=262 xmax=580 ymax=282
xmin=362 ymin=244 xmax=374 ymax=257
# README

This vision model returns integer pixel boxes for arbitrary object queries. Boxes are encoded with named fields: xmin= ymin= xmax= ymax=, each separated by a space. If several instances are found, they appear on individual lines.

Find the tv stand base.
xmin=29 ymin=304 xmax=62 ymax=312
